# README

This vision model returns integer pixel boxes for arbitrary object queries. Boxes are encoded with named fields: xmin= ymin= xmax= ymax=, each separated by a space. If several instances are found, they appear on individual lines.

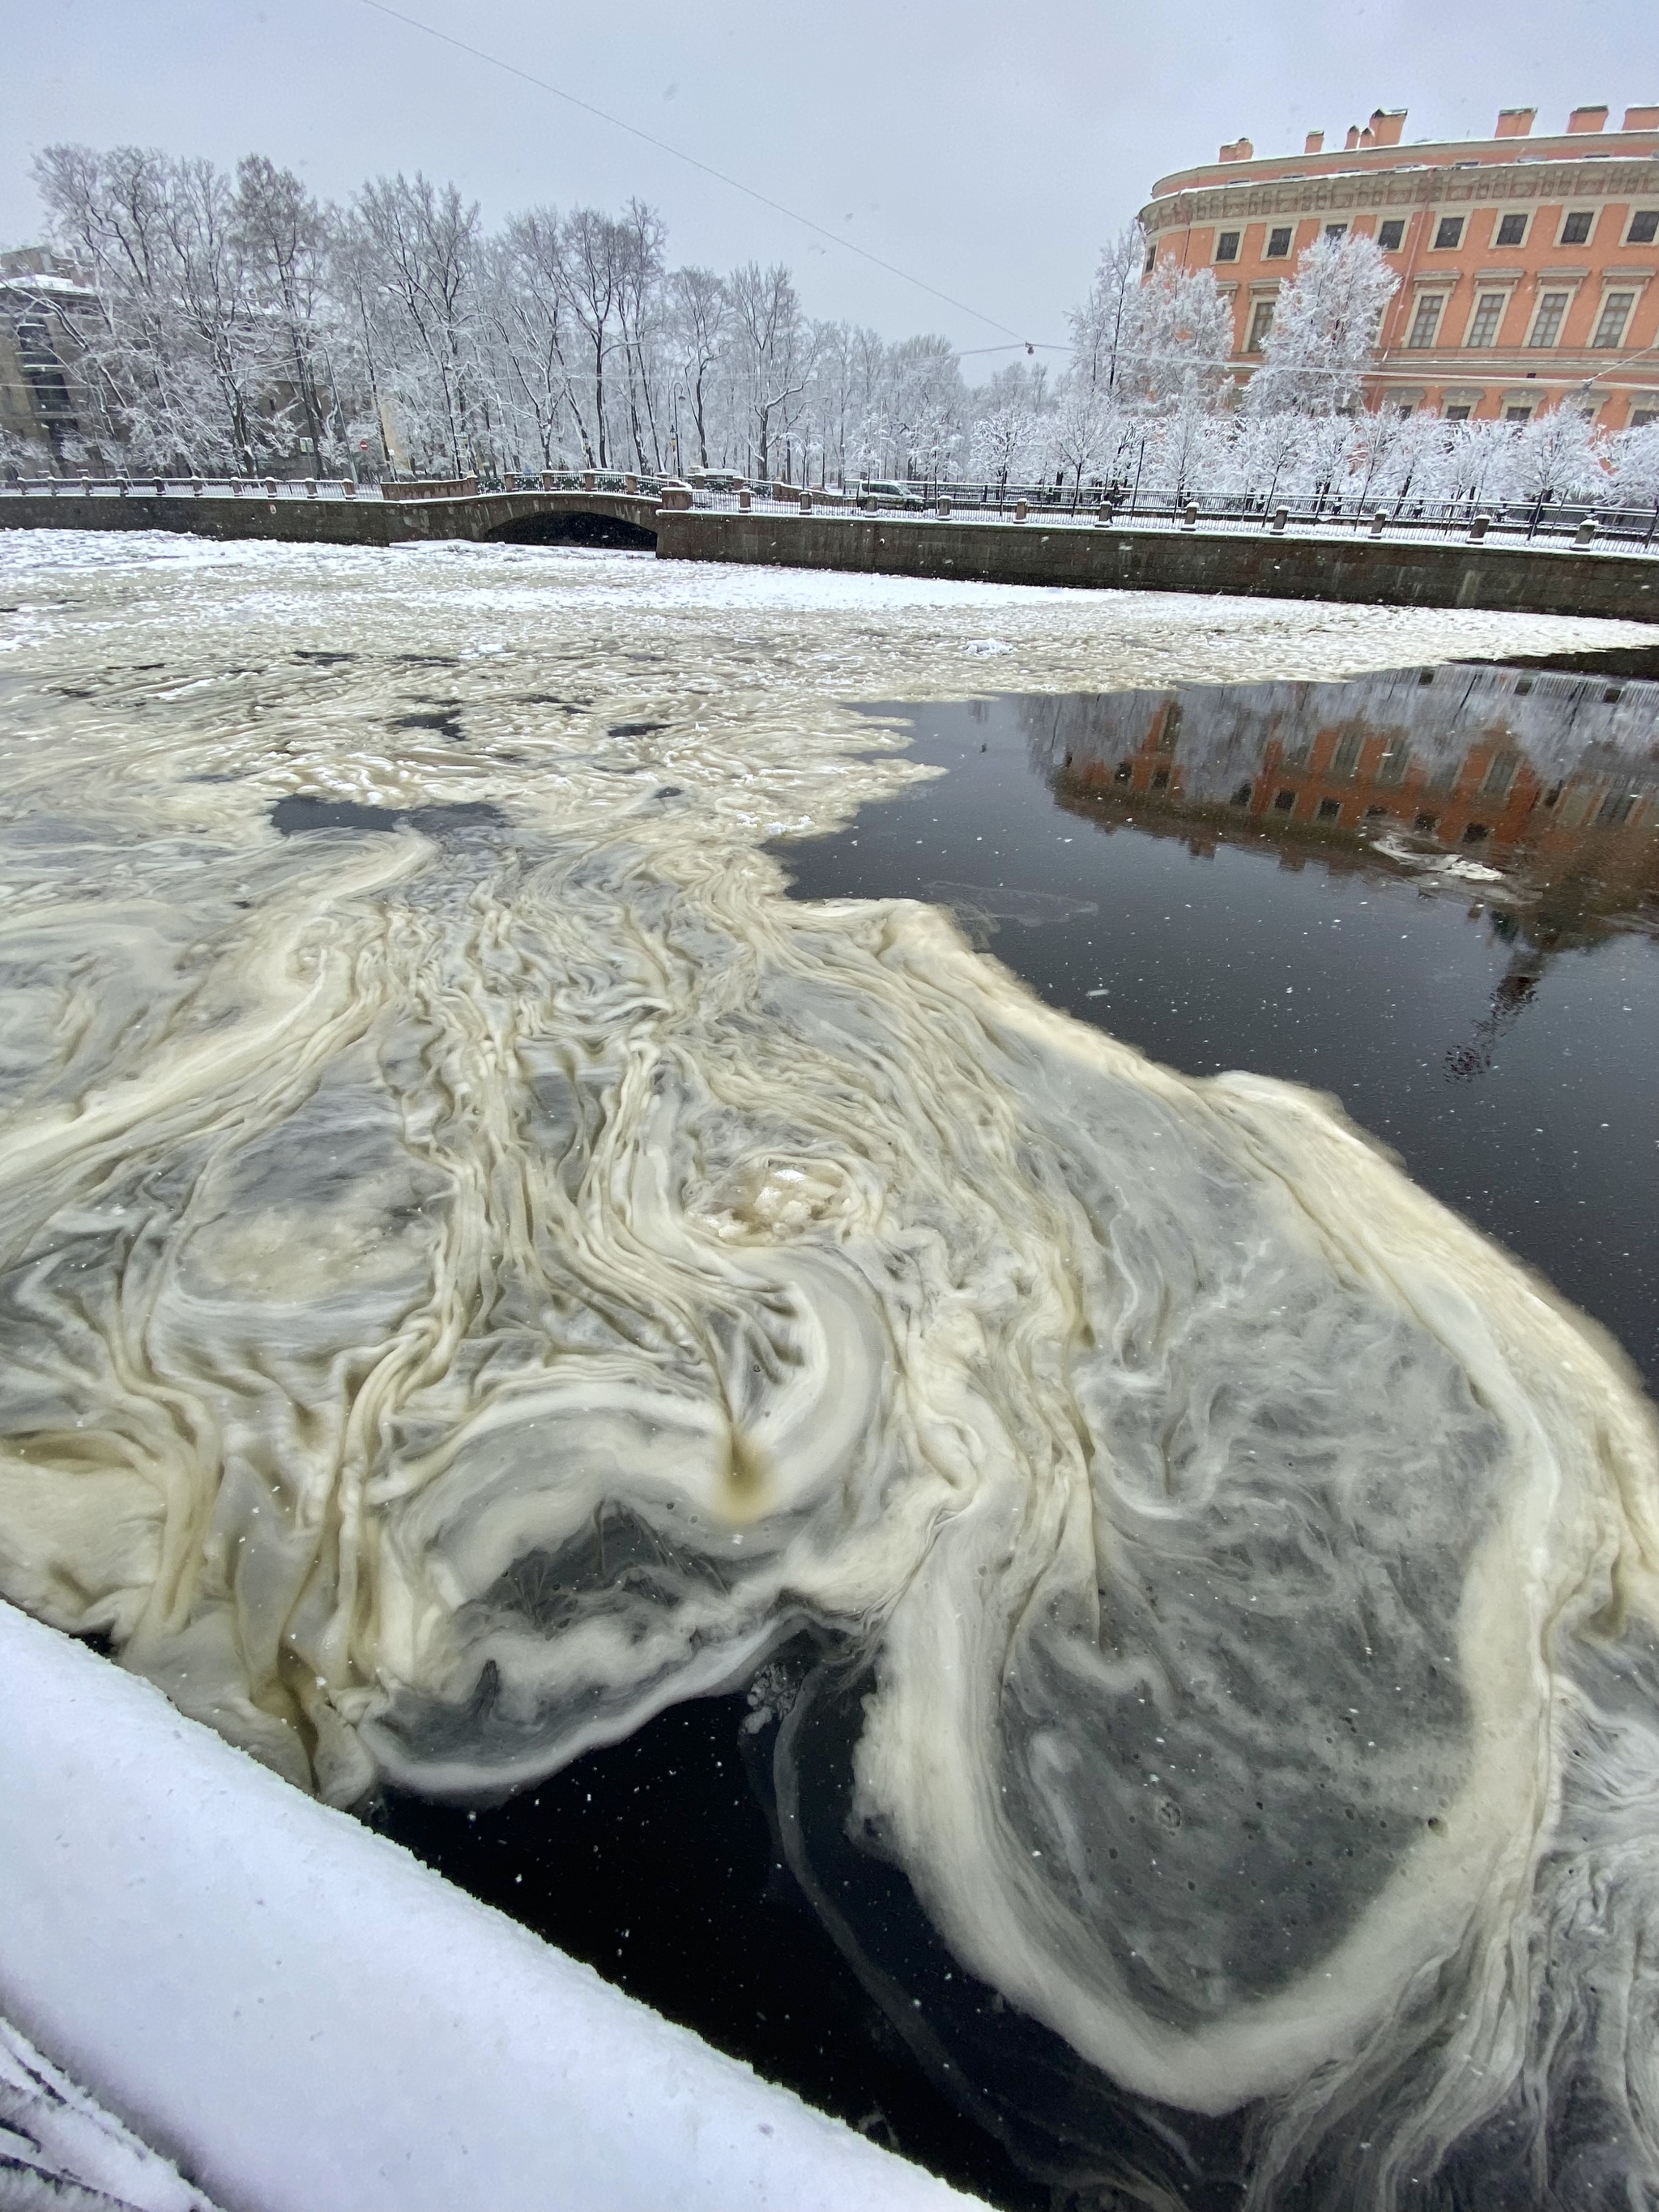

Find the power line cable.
xmin=353 ymin=0 xmax=1052 ymax=347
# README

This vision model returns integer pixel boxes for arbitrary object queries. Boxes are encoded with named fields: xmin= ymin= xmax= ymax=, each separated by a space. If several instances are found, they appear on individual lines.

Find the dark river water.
xmin=381 ymin=657 xmax=1659 ymax=2209
xmin=787 ymin=674 xmax=1659 ymax=1398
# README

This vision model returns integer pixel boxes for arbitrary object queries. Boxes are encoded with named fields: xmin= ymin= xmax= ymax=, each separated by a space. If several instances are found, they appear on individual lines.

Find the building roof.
xmin=1152 ymin=124 xmax=1659 ymax=201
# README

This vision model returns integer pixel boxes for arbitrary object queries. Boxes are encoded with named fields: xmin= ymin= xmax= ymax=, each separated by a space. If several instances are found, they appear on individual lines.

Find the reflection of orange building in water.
xmin=1030 ymin=663 xmax=1659 ymax=948
xmin=1141 ymin=103 xmax=1659 ymax=426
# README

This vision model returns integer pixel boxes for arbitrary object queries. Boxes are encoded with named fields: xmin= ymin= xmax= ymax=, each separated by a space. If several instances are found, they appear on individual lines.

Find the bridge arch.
xmin=476 ymin=491 xmax=658 ymax=549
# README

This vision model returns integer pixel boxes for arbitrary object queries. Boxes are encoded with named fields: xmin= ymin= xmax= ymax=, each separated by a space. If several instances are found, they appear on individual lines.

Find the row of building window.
xmin=1403 ymin=284 xmax=1636 ymax=350
xmin=1212 ymin=206 xmax=1659 ymax=264
xmin=1243 ymin=284 xmax=1640 ymax=353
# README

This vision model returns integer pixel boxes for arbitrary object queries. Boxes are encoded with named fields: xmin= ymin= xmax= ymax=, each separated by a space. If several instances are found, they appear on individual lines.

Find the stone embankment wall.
xmin=654 ymin=510 xmax=1659 ymax=624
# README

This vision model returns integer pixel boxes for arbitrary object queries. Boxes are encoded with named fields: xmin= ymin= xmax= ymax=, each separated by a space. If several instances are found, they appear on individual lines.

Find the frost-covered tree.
xmin=667 ymin=266 xmax=729 ymax=472
xmin=1509 ymin=403 xmax=1606 ymax=503
xmin=1124 ymin=263 xmax=1234 ymax=411
xmin=1048 ymin=384 xmax=1113 ymax=505
xmin=1067 ymin=227 xmax=1145 ymax=402
xmin=727 ymin=262 xmax=808 ymax=480
xmin=969 ymin=362 xmax=1045 ymax=497
xmin=349 ymin=174 xmax=480 ymax=477
xmin=232 ymin=156 xmax=339 ymax=470
xmin=1244 ymin=232 xmax=1398 ymax=419
xmin=1608 ymin=420 xmax=1659 ymax=507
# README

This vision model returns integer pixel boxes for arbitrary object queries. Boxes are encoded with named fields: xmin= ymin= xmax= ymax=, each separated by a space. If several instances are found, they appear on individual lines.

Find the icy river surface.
xmin=1 ymin=533 xmax=1656 ymax=2212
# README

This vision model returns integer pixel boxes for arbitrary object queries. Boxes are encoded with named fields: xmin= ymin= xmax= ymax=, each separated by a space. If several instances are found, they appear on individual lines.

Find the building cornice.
xmin=1141 ymin=160 xmax=1659 ymax=234
xmin=1150 ymin=131 xmax=1659 ymax=198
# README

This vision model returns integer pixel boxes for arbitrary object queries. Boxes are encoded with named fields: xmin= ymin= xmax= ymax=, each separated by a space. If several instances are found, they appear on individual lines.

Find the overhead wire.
xmin=352 ymin=0 xmax=1056 ymax=348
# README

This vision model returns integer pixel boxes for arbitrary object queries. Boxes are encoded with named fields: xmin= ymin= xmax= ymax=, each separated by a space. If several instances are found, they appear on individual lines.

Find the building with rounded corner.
xmin=1141 ymin=103 xmax=1659 ymax=426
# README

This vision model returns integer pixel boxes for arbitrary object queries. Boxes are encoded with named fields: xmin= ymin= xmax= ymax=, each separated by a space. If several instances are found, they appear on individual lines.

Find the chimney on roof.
xmin=1494 ymin=107 xmax=1536 ymax=137
xmin=1218 ymin=135 xmax=1254 ymax=161
xmin=1368 ymin=108 xmax=1406 ymax=144
xmin=1345 ymin=124 xmax=1361 ymax=149
xmin=1304 ymin=130 xmax=1324 ymax=153
xmin=1623 ymin=104 xmax=1659 ymax=130
xmin=1567 ymin=104 xmax=1610 ymax=133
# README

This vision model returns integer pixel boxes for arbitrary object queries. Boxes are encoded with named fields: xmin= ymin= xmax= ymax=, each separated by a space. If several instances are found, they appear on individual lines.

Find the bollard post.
xmin=1574 ymin=518 xmax=1597 ymax=547
xmin=1370 ymin=509 xmax=1386 ymax=536
xmin=305 ymin=478 xmax=317 ymax=497
xmin=541 ymin=470 xmax=556 ymax=492
xmin=192 ymin=478 xmax=203 ymax=497
xmin=155 ymin=479 xmax=165 ymax=498
xmin=1469 ymin=514 xmax=1491 ymax=541
xmin=343 ymin=477 xmax=356 ymax=499
xmin=1015 ymin=497 xmax=1029 ymax=522
xmin=1182 ymin=500 xmax=1198 ymax=530
xmin=581 ymin=469 xmax=596 ymax=491
xmin=265 ymin=478 xmax=278 ymax=502
xmin=1094 ymin=499 xmax=1117 ymax=526
xmin=118 ymin=474 xmax=130 ymax=497
xmin=800 ymin=489 xmax=812 ymax=512
xmin=624 ymin=472 xmax=638 ymax=495
xmin=738 ymin=488 xmax=752 ymax=512
xmin=79 ymin=475 xmax=91 ymax=498
xmin=937 ymin=494 xmax=951 ymax=516
xmin=1271 ymin=505 xmax=1288 ymax=534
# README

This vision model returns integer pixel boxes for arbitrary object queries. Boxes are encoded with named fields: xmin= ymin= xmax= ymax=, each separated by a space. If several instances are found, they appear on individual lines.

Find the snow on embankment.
xmin=0 ymin=1603 xmax=976 ymax=2212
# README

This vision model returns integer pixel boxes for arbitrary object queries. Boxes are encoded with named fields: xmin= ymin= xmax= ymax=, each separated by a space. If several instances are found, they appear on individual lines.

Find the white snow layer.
xmin=0 ymin=1603 xmax=977 ymax=2212
xmin=1 ymin=2015 xmax=221 ymax=2212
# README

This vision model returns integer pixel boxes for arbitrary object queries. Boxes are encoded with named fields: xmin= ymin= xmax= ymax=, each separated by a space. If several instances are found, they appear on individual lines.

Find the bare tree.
xmin=668 ymin=266 xmax=729 ymax=471
xmin=484 ymin=209 xmax=585 ymax=467
xmin=613 ymin=200 xmax=667 ymax=472
xmin=727 ymin=262 xmax=808 ymax=482
xmin=560 ymin=207 xmax=628 ymax=468
xmin=232 ymin=155 xmax=335 ymax=470
xmin=352 ymin=174 xmax=480 ymax=477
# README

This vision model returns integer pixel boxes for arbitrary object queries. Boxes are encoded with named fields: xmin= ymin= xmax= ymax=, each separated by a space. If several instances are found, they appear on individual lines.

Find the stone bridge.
xmin=6 ymin=482 xmax=1659 ymax=626
xmin=0 ymin=483 xmax=663 ymax=549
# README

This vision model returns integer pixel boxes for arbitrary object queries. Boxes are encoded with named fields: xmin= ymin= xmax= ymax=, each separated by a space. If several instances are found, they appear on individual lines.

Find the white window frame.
xmin=1376 ymin=217 xmax=1407 ymax=252
xmin=1525 ymin=288 xmax=1575 ymax=348
xmin=1627 ymin=209 xmax=1659 ymax=245
xmin=1557 ymin=208 xmax=1597 ymax=248
xmin=1405 ymin=288 xmax=1453 ymax=348
xmin=1463 ymin=289 xmax=1512 ymax=347
xmin=1591 ymin=288 xmax=1636 ymax=349
xmin=1244 ymin=296 xmax=1277 ymax=352
xmin=1213 ymin=228 xmax=1242 ymax=263
xmin=1264 ymin=225 xmax=1294 ymax=260
xmin=1431 ymin=214 xmax=1465 ymax=250
xmin=1492 ymin=210 xmax=1529 ymax=249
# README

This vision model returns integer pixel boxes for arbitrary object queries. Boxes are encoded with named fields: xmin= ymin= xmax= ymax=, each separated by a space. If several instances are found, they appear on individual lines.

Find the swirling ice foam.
xmin=0 ymin=532 xmax=1656 ymax=2209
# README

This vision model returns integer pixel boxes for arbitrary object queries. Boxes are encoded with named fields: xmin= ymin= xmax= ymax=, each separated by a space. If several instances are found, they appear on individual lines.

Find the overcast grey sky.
xmin=6 ymin=0 xmax=1650 ymax=360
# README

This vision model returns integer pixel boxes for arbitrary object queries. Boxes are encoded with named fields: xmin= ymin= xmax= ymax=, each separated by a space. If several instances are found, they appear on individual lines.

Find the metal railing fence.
xmin=6 ymin=469 xmax=1657 ymax=553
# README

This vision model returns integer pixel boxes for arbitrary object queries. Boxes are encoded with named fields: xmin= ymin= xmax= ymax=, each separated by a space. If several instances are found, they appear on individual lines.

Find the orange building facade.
xmin=1141 ymin=103 xmax=1659 ymax=426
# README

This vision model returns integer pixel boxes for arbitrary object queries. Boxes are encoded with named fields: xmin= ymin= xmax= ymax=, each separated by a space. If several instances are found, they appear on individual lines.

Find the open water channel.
xmin=0 ymin=536 xmax=1656 ymax=2211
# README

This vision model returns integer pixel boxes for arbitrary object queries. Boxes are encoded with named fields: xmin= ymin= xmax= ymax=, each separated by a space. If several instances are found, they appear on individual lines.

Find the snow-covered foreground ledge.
xmin=0 ymin=1603 xmax=976 ymax=2211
